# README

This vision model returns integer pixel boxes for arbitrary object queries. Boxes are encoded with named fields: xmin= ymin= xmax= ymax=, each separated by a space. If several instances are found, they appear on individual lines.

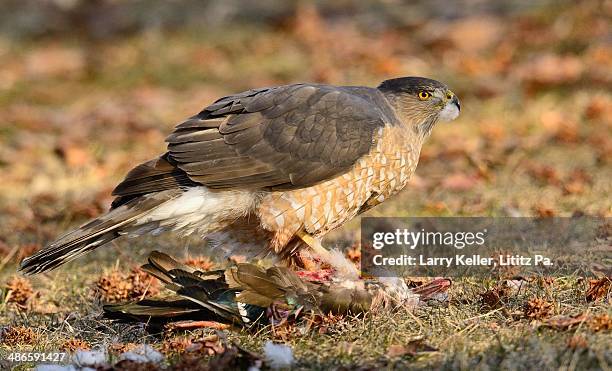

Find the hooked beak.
xmin=438 ymin=91 xmax=460 ymax=122
xmin=451 ymin=95 xmax=460 ymax=111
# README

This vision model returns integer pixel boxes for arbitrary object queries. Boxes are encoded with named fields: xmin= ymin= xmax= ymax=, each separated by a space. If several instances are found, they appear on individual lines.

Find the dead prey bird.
xmin=21 ymin=77 xmax=460 ymax=274
xmin=104 ymin=252 xmax=451 ymax=328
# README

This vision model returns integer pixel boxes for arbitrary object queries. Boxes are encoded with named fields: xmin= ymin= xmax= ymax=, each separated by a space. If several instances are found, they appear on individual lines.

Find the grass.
xmin=0 ymin=1 xmax=610 ymax=369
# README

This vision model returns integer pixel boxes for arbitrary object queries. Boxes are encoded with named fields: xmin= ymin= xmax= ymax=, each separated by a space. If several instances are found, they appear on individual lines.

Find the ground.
xmin=0 ymin=1 xmax=610 ymax=369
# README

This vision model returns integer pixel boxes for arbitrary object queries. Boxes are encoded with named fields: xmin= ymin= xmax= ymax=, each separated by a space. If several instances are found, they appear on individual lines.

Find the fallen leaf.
xmin=95 ymin=268 xmax=159 ymax=303
xmin=588 ymin=313 xmax=612 ymax=332
xmin=165 ymin=320 xmax=230 ymax=331
xmin=387 ymin=339 xmax=437 ymax=358
xmin=586 ymin=276 xmax=611 ymax=302
xmin=566 ymin=335 xmax=588 ymax=349
xmin=542 ymin=314 xmax=588 ymax=330
xmin=441 ymin=173 xmax=479 ymax=191
xmin=4 ymin=276 xmax=35 ymax=309
xmin=480 ymin=285 xmax=510 ymax=309
xmin=184 ymin=256 xmax=215 ymax=271
xmin=524 ymin=297 xmax=553 ymax=319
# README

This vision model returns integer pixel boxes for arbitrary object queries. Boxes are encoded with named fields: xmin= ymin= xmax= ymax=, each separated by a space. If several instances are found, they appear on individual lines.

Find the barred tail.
xmin=19 ymin=191 xmax=179 ymax=275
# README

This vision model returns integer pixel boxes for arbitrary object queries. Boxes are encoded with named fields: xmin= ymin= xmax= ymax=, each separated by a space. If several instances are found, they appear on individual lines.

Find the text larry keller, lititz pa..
xmin=371 ymin=254 xmax=553 ymax=267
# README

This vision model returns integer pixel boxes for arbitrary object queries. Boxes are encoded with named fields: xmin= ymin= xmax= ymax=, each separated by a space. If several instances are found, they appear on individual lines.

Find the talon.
xmin=296 ymin=230 xmax=332 ymax=261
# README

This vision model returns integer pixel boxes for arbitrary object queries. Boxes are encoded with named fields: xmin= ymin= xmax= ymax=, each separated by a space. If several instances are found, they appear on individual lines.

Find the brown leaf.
xmin=184 ymin=256 xmax=215 ymax=271
xmin=387 ymin=339 xmax=437 ymax=358
xmin=562 ymin=168 xmax=592 ymax=195
xmin=94 ymin=268 xmax=159 ymax=303
xmin=54 ymin=142 xmax=91 ymax=167
xmin=528 ymin=164 xmax=561 ymax=186
xmin=161 ymin=335 xmax=223 ymax=356
xmin=60 ymin=338 xmax=91 ymax=352
xmin=411 ymin=278 xmax=452 ymax=301
xmin=441 ymin=173 xmax=479 ymax=191
xmin=4 ymin=276 xmax=35 ymax=309
xmin=588 ymin=314 xmax=612 ymax=332
xmin=553 ymin=121 xmax=580 ymax=143
xmin=585 ymin=95 xmax=612 ymax=122
xmin=109 ymin=343 xmax=139 ymax=355
xmin=165 ymin=320 xmax=230 ymax=331
xmin=517 ymin=54 xmax=584 ymax=89
xmin=386 ymin=344 xmax=408 ymax=358
xmin=0 ymin=326 xmax=39 ymax=346
xmin=524 ymin=297 xmax=553 ymax=319
xmin=566 ymin=335 xmax=588 ymax=349
xmin=25 ymin=46 xmax=85 ymax=78
xmin=532 ymin=204 xmax=556 ymax=217
xmin=447 ymin=17 xmax=504 ymax=53
xmin=480 ymin=285 xmax=510 ymax=309
xmin=586 ymin=276 xmax=611 ymax=302
xmin=542 ymin=314 xmax=588 ymax=330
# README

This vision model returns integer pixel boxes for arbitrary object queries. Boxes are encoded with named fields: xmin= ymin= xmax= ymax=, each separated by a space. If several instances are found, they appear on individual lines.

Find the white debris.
xmin=73 ymin=349 xmax=107 ymax=367
xmin=505 ymin=279 xmax=527 ymax=293
xmin=119 ymin=344 xmax=164 ymax=363
xmin=34 ymin=365 xmax=76 ymax=371
xmin=328 ymin=248 xmax=360 ymax=280
xmin=263 ymin=341 xmax=294 ymax=369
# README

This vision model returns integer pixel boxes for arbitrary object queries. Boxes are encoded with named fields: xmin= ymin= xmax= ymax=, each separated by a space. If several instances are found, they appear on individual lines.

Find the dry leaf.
xmin=441 ymin=173 xmax=479 ymax=191
xmin=0 ymin=326 xmax=39 ymax=346
xmin=542 ymin=314 xmax=588 ymax=330
xmin=588 ymin=314 xmax=611 ymax=332
xmin=586 ymin=276 xmax=611 ymax=302
xmin=165 ymin=320 xmax=230 ymax=331
xmin=480 ymin=285 xmax=510 ymax=309
xmin=184 ymin=256 xmax=215 ymax=271
xmin=566 ymin=335 xmax=588 ymax=349
xmin=524 ymin=297 xmax=553 ymax=319
xmin=387 ymin=339 xmax=437 ymax=358
xmin=95 ymin=268 xmax=159 ymax=302
xmin=60 ymin=338 xmax=91 ymax=352
xmin=4 ymin=276 xmax=35 ymax=308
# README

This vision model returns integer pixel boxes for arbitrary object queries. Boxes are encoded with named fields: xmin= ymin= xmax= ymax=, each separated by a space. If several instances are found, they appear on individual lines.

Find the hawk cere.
xmin=20 ymin=77 xmax=460 ymax=275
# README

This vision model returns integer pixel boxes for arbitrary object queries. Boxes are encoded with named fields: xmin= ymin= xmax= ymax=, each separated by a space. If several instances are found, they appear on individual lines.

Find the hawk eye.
xmin=418 ymin=91 xmax=431 ymax=100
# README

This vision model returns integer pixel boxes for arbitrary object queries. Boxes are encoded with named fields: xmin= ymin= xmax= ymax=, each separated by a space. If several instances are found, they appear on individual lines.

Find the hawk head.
xmin=378 ymin=77 xmax=460 ymax=134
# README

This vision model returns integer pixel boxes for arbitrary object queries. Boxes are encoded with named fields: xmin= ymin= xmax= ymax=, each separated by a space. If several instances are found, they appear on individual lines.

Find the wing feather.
xmin=112 ymin=83 xmax=394 ymax=199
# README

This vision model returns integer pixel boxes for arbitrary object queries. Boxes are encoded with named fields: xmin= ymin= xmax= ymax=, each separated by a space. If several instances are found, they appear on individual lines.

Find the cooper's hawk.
xmin=21 ymin=77 xmax=460 ymax=274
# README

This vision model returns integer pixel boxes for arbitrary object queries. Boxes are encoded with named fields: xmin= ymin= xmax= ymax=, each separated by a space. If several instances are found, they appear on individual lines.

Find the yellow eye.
xmin=418 ymin=91 xmax=431 ymax=100
xmin=446 ymin=91 xmax=454 ymax=100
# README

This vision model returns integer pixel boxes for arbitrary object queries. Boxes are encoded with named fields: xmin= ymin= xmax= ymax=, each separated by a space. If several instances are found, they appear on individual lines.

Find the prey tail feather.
xmin=19 ymin=190 xmax=180 ymax=275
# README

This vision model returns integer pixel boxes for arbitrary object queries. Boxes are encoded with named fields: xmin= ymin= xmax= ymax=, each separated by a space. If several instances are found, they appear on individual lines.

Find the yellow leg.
xmin=296 ymin=230 xmax=332 ymax=261
xmin=296 ymin=230 xmax=360 ymax=279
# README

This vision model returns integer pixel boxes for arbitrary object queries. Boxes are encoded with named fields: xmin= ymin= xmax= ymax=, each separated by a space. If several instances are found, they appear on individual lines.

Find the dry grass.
xmin=0 ymin=0 xmax=610 ymax=369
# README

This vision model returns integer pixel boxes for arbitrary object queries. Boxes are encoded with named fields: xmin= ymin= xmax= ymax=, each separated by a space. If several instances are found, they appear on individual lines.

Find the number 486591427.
xmin=6 ymin=352 xmax=67 ymax=363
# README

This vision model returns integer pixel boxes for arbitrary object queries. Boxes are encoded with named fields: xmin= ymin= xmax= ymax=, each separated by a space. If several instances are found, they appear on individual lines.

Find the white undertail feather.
xmin=205 ymin=231 xmax=273 ymax=261
xmin=20 ymin=187 xmax=261 ymax=274
xmin=131 ymin=187 xmax=260 ymax=236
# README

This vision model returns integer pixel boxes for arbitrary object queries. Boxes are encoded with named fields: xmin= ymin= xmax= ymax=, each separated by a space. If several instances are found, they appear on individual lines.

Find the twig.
xmin=0 ymin=243 xmax=20 ymax=272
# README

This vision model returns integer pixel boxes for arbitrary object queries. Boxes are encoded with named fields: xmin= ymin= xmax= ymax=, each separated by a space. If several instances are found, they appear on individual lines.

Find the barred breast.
xmin=257 ymin=126 xmax=423 ymax=250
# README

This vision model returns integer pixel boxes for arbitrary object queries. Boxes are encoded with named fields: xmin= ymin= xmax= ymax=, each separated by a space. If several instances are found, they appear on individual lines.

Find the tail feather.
xmin=134 ymin=251 xmax=244 ymax=323
xmin=19 ymin=190 xmax=180 ymax=275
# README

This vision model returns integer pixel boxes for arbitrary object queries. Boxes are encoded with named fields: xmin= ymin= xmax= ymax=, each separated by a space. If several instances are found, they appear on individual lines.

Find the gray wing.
xmin=164 ymin=83 xmax=390 ymax=190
